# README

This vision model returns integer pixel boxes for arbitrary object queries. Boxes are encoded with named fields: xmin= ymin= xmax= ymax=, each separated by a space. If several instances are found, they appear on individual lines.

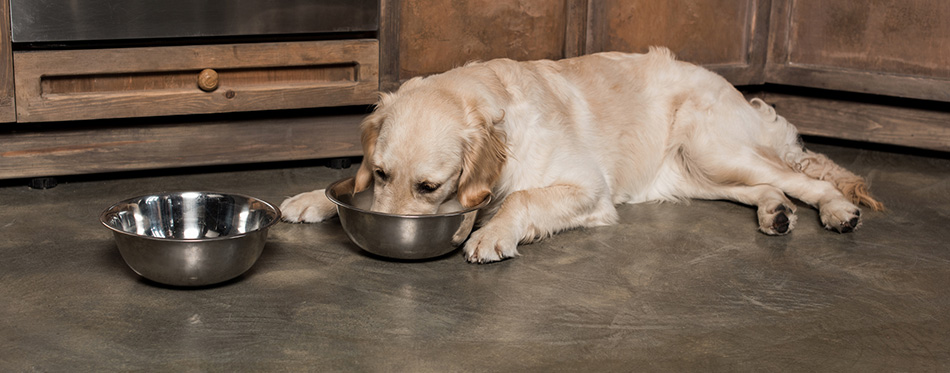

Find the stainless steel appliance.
xmin=10 ymin=0 xmax=379 ymax=44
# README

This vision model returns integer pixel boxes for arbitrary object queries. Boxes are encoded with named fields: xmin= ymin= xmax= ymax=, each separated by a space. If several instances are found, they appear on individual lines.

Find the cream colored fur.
xmin=280 ymin=48 xmax=883 ymax=263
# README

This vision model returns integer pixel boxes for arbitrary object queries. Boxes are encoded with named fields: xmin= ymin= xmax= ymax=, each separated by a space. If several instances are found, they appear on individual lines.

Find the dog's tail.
xmin=750 ymin=98 xmax=885 ymax=211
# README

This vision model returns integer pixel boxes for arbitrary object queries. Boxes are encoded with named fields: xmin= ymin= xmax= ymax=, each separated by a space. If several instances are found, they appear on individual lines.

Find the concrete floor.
xmin=1 ymin=141 xmax=948 ymax=371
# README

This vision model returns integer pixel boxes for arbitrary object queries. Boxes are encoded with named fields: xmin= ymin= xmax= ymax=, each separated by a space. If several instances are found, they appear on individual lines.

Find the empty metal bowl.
xmin=326 ymin=177 xmax=490 ymax=260
xmin=100 ymin=192 xmax=281 ymax=286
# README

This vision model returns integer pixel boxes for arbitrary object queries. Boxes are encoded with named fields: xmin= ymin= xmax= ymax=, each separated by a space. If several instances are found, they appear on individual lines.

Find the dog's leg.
xmin=691 ymin=184 xmax=798 ymax=235
xmin=767 ymin=173 xmax=863 ymax=233
xmin=745 ymin=99 xmax=872 ymax=232
xmin=280 ymin=189 xmax=339 ymax=223
xmin=464 ymin=184 xmax=616 ymax=263
xmin=695 ymin=157 xmax=862 ymax=233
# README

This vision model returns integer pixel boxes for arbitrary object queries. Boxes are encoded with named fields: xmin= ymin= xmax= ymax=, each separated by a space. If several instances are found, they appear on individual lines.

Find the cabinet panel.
xmin=588 ymin=0 xmax=768 ymax=85
xmin=0 ymin=112 xmax=364 ymax=179
xmin=396 ymin=0 xmax=570 ymax=82
xmin=758 ymin=91 xmax=950 ymax=152
xmin=14 ymin=40 xmax=379 ymax=122
xmin=0 ymin=0 xmax=15 ymax=123
xmin=766 ymin=0 xmax=950 ymax=101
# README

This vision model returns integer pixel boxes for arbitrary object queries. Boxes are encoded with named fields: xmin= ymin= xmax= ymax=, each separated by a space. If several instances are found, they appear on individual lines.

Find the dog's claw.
xmin=832 ymin=215 xmax=860 ymax=233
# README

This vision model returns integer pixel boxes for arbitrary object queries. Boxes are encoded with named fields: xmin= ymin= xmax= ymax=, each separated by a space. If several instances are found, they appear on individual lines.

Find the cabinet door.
xmin=382 ymin=0 xmax=580 ymax=90
xmin=766 ymin=0 xmax=950 ymax=101
xmin=587 ymin=0 xmax=770 ymax=85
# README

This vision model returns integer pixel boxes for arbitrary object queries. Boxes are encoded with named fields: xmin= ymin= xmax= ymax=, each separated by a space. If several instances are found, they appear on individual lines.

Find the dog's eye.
xmin=417 ymin=182 xmax=440 ymax=194
xmin=374 ymin=169 xmax=388 ymax=180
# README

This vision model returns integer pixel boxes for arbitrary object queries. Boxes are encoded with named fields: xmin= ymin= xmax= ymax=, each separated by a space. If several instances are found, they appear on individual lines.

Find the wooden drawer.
xmin=13 ymin=39 xmax=379 ymax=122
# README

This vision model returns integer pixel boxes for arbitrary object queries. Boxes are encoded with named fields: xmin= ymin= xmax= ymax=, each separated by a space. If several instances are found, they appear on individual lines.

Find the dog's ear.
xmin=458 ymin=105 xmax=507 ymax=208
xmin=353 ymin=113 xmax=380 ymax=194
xmin=354 ymin=93 xmax=393 ymax=193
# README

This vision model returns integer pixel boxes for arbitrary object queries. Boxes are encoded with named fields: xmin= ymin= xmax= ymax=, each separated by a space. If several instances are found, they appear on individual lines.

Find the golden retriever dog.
xmin=281 ymin=47 xmax=883 ymax=263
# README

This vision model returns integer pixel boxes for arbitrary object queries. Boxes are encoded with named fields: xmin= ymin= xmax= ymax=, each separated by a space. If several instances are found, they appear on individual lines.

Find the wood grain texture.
xmin=564 ymin=0 xmax=589 ymax=58
xmin=588 ymin=0 xmax=753 ymax=64
xmin=40 ymin=65 xmax=357 ymax=95
xmin=766 ymin=0 xmax=950 ymax=101
xmin=0 ymin=114 xmax=364 ymax=179
xmin=0 ymin=0 xmax=15 ymax=123
xmin=756 ymin=92 xmax=950 ymax=152
xmin=587 ymin=0 xmax=768 ymax=85
xmin=397 ymin=0 xmax=568 ymax=80
xmin=14 ymin=40 xmax=379 ymax=122
xmin=788 ymin=0 xmax=949 ymax=78
xmin=379 ymin=0 xmax=402 ymax=92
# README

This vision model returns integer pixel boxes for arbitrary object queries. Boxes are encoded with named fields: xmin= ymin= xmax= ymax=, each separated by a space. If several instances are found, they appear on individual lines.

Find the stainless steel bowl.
xmin=326 ymin=177 xmax=489 ymax=260
xmin=99 ymin=192 xmax=281 ymax=286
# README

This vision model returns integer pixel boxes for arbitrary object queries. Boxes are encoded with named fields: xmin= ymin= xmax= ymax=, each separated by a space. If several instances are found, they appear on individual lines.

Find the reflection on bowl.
xmin=326 ymin=177 xmax=489 ymax=260
xmin=100 ymin=192 xmax=280 ymax=286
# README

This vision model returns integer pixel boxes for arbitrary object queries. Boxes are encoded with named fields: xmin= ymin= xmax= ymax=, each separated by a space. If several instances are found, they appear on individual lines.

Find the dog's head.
xmin=353 ymin=72 xmax=508 ymax=215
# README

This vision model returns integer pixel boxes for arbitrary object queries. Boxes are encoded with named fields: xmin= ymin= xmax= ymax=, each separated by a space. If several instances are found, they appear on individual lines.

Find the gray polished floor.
xmin=1 ymin=141 xmax=948 ymax=371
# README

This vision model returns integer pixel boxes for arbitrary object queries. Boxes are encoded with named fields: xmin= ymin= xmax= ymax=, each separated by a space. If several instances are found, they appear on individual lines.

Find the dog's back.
xmin=475 ymin=48 xmax=741 ymax=203
xmin=476 ymin=47 xmax=880 ymax=224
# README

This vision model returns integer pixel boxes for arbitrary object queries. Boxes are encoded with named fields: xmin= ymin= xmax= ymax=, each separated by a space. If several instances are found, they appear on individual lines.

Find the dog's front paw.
xmin=820 ymin=199 xmax=862 ymax=233
xmin=463 ymin=225 xmax=520 ymax=264
xmin=280 ymin=189 xmax=338 ymax=223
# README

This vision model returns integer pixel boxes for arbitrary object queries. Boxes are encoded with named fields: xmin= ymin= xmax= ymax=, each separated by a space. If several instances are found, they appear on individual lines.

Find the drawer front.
xmin=14 ymin=39 xmax=379 ymax=122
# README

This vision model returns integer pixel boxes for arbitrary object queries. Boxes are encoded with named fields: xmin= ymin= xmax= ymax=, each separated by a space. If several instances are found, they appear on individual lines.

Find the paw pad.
xmin=772 ymin=209 xmax=790 ymax=234
xmin=762 ymin=204 xmax=795 ymax=235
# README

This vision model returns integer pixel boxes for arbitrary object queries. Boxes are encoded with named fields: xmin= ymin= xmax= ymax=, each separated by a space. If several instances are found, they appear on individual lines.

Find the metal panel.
xmin=10 ymin=0 xmax=379 ymax=43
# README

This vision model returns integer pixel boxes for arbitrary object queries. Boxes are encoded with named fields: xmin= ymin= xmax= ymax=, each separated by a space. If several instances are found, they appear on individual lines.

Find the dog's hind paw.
xmin=759 ymin=203 xmax=797 ymax=235
xmin=820 ymin=199 xmax=862 ymax=233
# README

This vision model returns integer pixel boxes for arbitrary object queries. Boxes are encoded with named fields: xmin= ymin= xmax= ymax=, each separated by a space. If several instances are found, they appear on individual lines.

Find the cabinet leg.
xmin=326 ymin=158 xmax=353 ymax=169
xmin=28 ymin=177 xmax=58 ymax=189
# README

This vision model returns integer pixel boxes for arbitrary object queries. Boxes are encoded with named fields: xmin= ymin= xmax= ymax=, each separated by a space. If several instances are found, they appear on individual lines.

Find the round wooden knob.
xmin=197 ymin=69 xmax=219 ymax=92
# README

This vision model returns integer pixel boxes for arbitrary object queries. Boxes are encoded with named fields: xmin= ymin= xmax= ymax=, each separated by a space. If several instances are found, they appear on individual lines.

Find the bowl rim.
xmin=99 ymin=191 xmax=282 ymax=242
xmin=325 ymin=177 xmax=491 ymax=219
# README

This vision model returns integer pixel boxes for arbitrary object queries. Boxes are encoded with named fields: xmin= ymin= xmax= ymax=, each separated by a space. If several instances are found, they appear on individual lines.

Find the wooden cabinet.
xmin=760 ymin=0 xmax=950 ymax=151
xmin=766 ymin=0 xmax=950 ymax=102
xmin=14 ymin=40 xmax=379 ymax=122
xmin=0 ymin=3 xmax=376 ymax=180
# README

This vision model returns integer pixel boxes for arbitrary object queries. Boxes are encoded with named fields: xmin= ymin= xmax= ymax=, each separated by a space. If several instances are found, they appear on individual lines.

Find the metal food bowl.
xmin=100 ymin=192 xmax=281 ymax=286
xmin=326 ymin=177 xmax=489 ymax=260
